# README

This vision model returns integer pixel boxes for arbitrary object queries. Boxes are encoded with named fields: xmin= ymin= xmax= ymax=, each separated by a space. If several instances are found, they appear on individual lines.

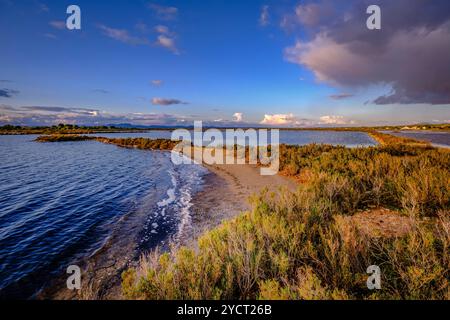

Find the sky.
xmin=0 ymin=0 xmax=449 ymax=127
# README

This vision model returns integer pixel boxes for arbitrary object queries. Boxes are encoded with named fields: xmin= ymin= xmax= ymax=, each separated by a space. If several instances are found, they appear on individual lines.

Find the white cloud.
xmin=319 ymin=115 xmax=354 ymax=125
xmin=49 ymin=20 xmax=65 ymax=30
xmin=148 ymin=3 xmax=178 ymax=20
xmin=151 ymin=80 xmax=163 ymax=86
xmin=260 ymin=113 xmax=297 ymax=125
xmin=98 ymin=24 xmax=149 ymax=45
xmin=155 ymin=25 xmax=171 ymax=35
xmin=156 ymin=35 xmax=179 ymax=54
xmin=233 ymin=112 xmax=243 ymax=122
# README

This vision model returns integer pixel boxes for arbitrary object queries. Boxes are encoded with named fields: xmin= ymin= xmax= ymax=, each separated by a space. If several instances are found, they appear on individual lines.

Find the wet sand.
xmin=40 ymin=158 xmax=297 ymax=300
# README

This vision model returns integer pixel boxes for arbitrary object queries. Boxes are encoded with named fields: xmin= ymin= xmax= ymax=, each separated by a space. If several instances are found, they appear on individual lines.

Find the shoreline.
xmin=32 ymin=134 xmax=444 ymax=299
xmin=40 ymin=159 xmax=297 ymax=300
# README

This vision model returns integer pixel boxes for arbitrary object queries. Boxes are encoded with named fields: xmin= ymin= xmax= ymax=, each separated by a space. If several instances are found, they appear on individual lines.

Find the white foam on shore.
xmin=143 ymin=153 xmax=209 ymax=246
xmin=172 ymin=164 xmax=207 ymax=244
xmin=157 ymin=170 xmax=177 ymax=207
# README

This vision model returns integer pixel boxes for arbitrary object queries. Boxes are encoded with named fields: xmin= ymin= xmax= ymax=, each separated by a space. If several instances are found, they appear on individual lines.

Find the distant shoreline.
xmin=1 ymin=123 xmax=449 ymax=135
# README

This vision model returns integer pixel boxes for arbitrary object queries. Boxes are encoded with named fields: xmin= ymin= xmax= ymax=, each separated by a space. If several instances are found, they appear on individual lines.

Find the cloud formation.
xmin=155 ymin=34 xmax=179 ymax=54
xmin=148 ymin=3 xmax=178 ymax=20
xmin=98 ymin=23 xmax=179 ymax=54
xmin=260 ymin=113 xmax=298 ymax=125
xmin=155 ymin=25 xmax=171 ymax=35
xmin=38 ymin=2 xmax=49 ymax=13
xmin=151 ymin=98 xmax=187 ymax=106
xmin=259 ymin=5 xmax=270 ymax=26
xmin=153 ymin=25 xmax=178 ymax=54
xmin=151 ymin=80 xmax=163 ymax=86
xmin=49 ymin=20 xmax=65 ymax=30
xmin=329 ymin=93 xmax=354 ymax=100
xmin=319 ymin=115 xmax=354 ymax=125
xmin=92 ymin=89 xmax=109 ymax=94
xmin=0 ymin=89 xmax=19 ymax=98
xmin=233 ymin=112 xmax=243 ymax=122
xmin=283 ymin=0 xmax=450 ymax=105
xmin=98 ymin=24 xmax=149 ymax=45
xmin=0 ymin=105 xmax=186 ymax=126
xmin=0 ymin=105 xmax=362 ymax=128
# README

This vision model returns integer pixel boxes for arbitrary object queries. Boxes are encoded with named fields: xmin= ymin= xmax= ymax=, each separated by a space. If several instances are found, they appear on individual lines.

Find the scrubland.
xmin=121 ymin=134 xmax=449 ymax=300
xmin=35 ymin=132 xmax=449 ymax=299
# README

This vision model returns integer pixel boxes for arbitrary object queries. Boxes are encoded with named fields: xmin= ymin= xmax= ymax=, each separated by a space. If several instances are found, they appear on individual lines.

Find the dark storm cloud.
xmin=329 ymin=93 xmax=354 ymax=100
xmin=284 ymin=0 xmax=450 ymax=105
xmin=0 ymin=89 xmax=19 ymax=98
xmin=151 ymin=98 xmax=188 ymax=106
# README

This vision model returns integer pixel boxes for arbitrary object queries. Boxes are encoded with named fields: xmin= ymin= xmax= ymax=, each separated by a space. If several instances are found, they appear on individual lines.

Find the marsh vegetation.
xmin=120 ymin=133 xmax=449 ymax=300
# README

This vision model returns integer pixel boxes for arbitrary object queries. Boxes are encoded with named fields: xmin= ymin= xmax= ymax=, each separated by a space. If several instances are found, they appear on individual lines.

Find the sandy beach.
xmin=187 ymin=162 xmax=298 ymax=247
xmin=40 ymin=157 xmax=297 ymax=300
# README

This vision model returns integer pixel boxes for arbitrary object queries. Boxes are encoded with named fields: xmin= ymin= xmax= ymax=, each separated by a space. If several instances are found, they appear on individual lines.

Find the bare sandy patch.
xmin=343 ymin=208 xmax=414 ymax=238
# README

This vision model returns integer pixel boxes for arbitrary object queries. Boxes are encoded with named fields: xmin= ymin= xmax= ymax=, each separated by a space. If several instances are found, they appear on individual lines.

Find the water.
xmin=382 ymin=130 xmax=450 ymax=148
xmin=0 ymin=130 xmax=375 ymax=298
xmin=90 ymin=130 xmax=377 ymax=147
xmin=0 ymin=135 xmax=207 ymax=298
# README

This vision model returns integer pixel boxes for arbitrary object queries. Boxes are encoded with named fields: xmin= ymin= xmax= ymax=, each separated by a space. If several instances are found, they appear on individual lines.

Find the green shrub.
xmin=122 ymin=189 xmax=449 ymax=300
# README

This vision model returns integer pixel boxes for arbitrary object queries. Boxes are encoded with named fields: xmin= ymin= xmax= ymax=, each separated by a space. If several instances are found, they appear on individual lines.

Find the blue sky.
xmin=0 ymin=0 xmax=449 ymax=126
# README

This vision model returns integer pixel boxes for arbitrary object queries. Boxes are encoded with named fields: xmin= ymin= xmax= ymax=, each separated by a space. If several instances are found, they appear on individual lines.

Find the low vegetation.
xmin=94 ymin=137 xmax=181 ymax=151
xmin=278 ymin=144 xmax=448 ymax=218
xmin=1 ymin=124 xmax=150 ymax=135
xmin=367 ymin=131 xmax=430 ymax=146
xmin=121 ymin=133 xmax=449 ymax=300
xmin=36 ymin=135 xmax=182 ymax=151
xmin=33 ymin=132 xmax=449 ymax=299
xmin=35 ymin=135 xmax=96 ymax=142
xmin=122 ymin=192 xmax=448 ymax=300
